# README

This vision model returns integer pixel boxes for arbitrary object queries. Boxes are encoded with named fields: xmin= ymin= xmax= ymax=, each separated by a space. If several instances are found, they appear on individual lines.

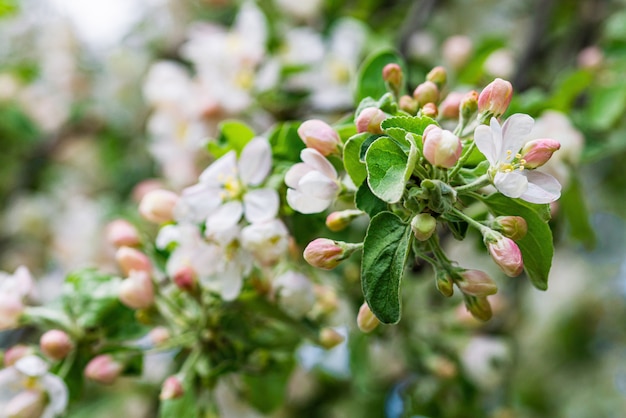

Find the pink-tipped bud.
xmin=456 ymin=270 xmax=498 ymax=297
xmin=399 ymin=95 xmax=418 ymax=115
xmin=0 ymin=294 xmax=25 ymax=330
xmin=119 ymin=271 xmax=154 ymax=309
xmin=382 ymin=63 xmax=404 ymax=92
xmin=297 ymin=119 xmax=342 ymax=156
xmin=478 ymin=78 xmax=513 ymax=119
xmin=40 ymin=330 xmax=73 ymax=361
xmin=493 ymin=216 xmax=528 ymax=241
xmin=464 ymin=295 xmax=492 ymax=321
xmin=319 ymin=328 xmax=344 ymax=349
xmin=325 ymin=210 xmax=363 ymax=232
xmin=356 ymin=107 xmax=386 ymax=134
xmin=426 ymin=66 xmax=447 ymax=88
xmin=160 ymin=376 xmax=184 ymax=400
xmin=3 ymin=345 xmax=34 ymax=367
xmin=356 ymin=302 xmax=380 ymax=333
xmin=172 ymin=265 xmax=197 ymax=292
xmin=148 ymin=326 xmax=170 ymax=346
xmin=303 ymin=239 xmax=360 ymax=270
xmin=105 ymin=219 xmax=140 ymax=248
xmin=84 ymin=354 xmax=124 ymax=385
xmin=139 ymin=189 xmax=178 ymax=224
xmin=436 ymin=269 xmax=454 ymax=297
xmin=5 ymin=390 xmax=46 ymax=418
xmin=411 ymin=213 xmax=437 ymax=241
xmin=484 ymin=233 xmax=524 ymax=277
xmin=132 ymin=179 xmax=164 ymax=203
xmin=439 ymin=92 xmax=464 ymax=119
xmin=115 ymin=246 xmax=152 ymax=276
xmin=520 ymin=139 xmax=561 ymax=169
xmin=460 ymin=90 xmax=479 ymax=121
xmin=422 ymin=125 xmax=462 ymax=168
xmin=422 ymin=102 xmax=438 ymax=118
xmin=412 ymin=81 xmax=439 ymax=107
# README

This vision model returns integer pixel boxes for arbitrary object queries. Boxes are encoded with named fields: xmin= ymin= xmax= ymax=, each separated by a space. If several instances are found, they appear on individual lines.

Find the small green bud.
xmin=426 ymin=66 xmax=447 ymax=88
xmin=436 ymin=269 xmax=454 ymax=297
xmin=411 ymin=213 xmax=437 ymax=241
xmin=464 ymin=295 xmax=492 ymax=321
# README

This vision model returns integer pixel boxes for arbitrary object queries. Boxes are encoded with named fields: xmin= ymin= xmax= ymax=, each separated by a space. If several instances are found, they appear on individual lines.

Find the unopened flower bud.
xmin=84 ymin=354 xmax=124 ymax=385
xmin=478 ymin=78 xmax=513 ymax=119
xmin=422 ymin=102 xmax=438 ymax=118
xmin=313 ymin=284 xmax=339 ymax=316
xmin=303 ymin=238 xmax=361 ymax=270
xmin=411 ymin=213 xmax=437 ymax=241
xmin=356 ymin=107 xmax=386 ymax=134
xmin=426 ymin=66 xmax=447 ymax=88
xmin=148 ymin=326 xmax=170 ymax=346
xmin=139 ymin=189 xmax=179 ymax=224
xmin=483 ymin=232 xmax=524 ymax=277
xmin=172 ymin=265 xmax=197 ymax=292
xmin=456 ymin=269 xmax=498 ymax=297
xmin=436 ymin=269 xmax=454 ymax=297
xmin=439 ymin=92 xmax=463 ymax=119
xmin=105 ymin=219 xmax=140 ymax=248
xmin=399 ymin=95 xmax=418 ymax=114
xmin=40 ymin=330 xmax=73 ymax=361
xmin=412 ymin=81 xmax=439 ymax=107
xmin=493 ymin=216 xmax=528 ymax=241
xmin=577 ymin=46 xmax=603 ymax=70
xmin=319 ymin=328 xmax=344 ymax=349
xmin=119 ymin=271 xmax=155 ymax=309
xmin=520 ymin=138 xmax=561 ymax=169
xmin=460 ymin=90 xmax=478 ymax=122
xmin=297 ymin=119 xmax=342 ymax=156
xmin=356 ymin=302 xmax=380 ymax=333
xmin=442 ymin=35 xmax=473 ymax=70
xmin=116 ymin=246 xmax=152 ymax=276
xmin=3 ymin=345 xmax=34 ymax=367
xmin=422 ymin=125 xmax=462 ymax=168
xmin=464 ymin=295 xmax=492 ymax=321
xmin=382 ymin=63 xmax=404 ymax=94
xmin=325 ymin=209 xmax=363 ymax=232
xmin=5 ymin=390 xmax=46 ymax=418
xmin=160 ymin=376 xmax=184 ymax=400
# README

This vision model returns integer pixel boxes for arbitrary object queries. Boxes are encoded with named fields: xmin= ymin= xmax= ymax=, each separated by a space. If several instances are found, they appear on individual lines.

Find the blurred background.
xmin=1 ymin=0 xmax=626 ymax=416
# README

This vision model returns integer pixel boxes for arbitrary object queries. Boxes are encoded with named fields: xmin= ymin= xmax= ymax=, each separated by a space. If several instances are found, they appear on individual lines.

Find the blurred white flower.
xmin=241 ymin=219 xmax=290 ymax=265
xmin=0 ymin=266 xmax=35 ymax=330
xmin=273 ymin=270 xmax=315 ymax=318
xmin=461 ymin=336 xmax=511 ymax=390
xmin=483 ymin=48 xmax=515 ymax=79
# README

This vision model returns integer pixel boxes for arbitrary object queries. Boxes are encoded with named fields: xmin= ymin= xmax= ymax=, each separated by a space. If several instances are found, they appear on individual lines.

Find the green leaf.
xmin=381 ymin=115 xmax=437 ymax=135
xmin=484 ymin=195 xmax=553 ymax=290
xmin=356 ymin=181 xmax=388 ymax=217
xmin=361 ymin=212 xmax=412 ymax=323
xmin=208 ymin=120 xmax=256 ymax=158
xmin=356 ymin=49 xmax=405 ymax=102
xmin=63 ymin=269 xmax=123 ymax=329
xmin=560 ymin=171 xmax=596 ymax=249
xmin=587 ymin=83 xmax=626 ymax=130
xmin=548 ymin=70 xmax=594 ymax=112
xmin=365 ymin=137 xmax=414 ymax=203
xmin=359 ymin=134 xmax=384 ymax=161
xmin=268 ymin=121 xmax=306 ymax=162
xmin=243 ymin=357 xmax=295 ymax=414
xmin=343 ymin=132 xmax=369 ymax=186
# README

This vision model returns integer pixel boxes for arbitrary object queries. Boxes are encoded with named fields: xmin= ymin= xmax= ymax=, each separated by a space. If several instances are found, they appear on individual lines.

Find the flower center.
xmin=219 ymin=175 xmax=244 ymax=201
xmin=498 ymin=150 xmax=526 ymax=173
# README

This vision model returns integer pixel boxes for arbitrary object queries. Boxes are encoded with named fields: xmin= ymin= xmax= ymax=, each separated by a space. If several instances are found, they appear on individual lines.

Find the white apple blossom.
xmin=474 ymin=114 xmax=562 ymax=204
xmin=272 ymin=271 xmax=315 ymax=318
xmin=241 ymin=219 xmax=290 ymax=265
xmin=0 ymin=356 xmax=68 ymax=418
xmin=0 ymin=266 xmax=35 ymax=330
xmin=285 ymin=148 xmax=341 ymax=214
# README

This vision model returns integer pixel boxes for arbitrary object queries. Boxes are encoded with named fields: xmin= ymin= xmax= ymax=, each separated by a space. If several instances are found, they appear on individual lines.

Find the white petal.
xmin=238 ymin=137 xmax=272 ymax=186
xmin=243 ymin=188 xmax=279 ymax=223
xmin=494 ymin=171 xmax=528 ymax=198
xmin=219 ymin=262 xmax=244 ymax=301
xmin=500 ymin=114 xmax=534 ymax=159
xmin=490 ymin=117 xmax=503 ymax=162
xmin=206 ymin=201 xmax=243 ymax=233
xmin=300 ymin=148 xmax=337 ymax=179
xmin=286 ymin=188 xmax=332 ymax=214
xmin=199 ymin=151 xmax=237 ymax=185
xmin=520 ymin=171 xmax=562 ymax=203
xmin=284 ymin=163 xmax=314 ymax=189
xmin=474 ymin=125 xmax=497 ymax=165
xmin=156 ymin=225 xmax=180 ymax=249
xmin=177 ymin=183 xmax=222 ymax=223
xmin=298 ymin=171 xmax=339 ymax=200
xmin=41 ymin=374 xmax=69 ymax=415
xmin=15 ymin=356 xmax=48 ymax=377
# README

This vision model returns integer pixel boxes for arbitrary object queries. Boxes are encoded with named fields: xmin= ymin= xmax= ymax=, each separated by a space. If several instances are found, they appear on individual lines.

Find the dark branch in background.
xmin=398 ymin=0 xmax=438 ymax=60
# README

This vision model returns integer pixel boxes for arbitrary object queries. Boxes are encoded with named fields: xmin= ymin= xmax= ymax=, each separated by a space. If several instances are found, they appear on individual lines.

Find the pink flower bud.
xmin=439 ymin=92 xmax=464 ymax=119
xmin=422 ymin=102 xmax=438 ymax=118
xmin=132 ymin=179 xmax=164 ymax=203
xmin=172 ymin=265 xmax=197 ymax=292
xmin=303 ymin=239 xmax=360 ymax=270
xmin=412 ymin=81 xmax=439 ymax=107
xmin=297 ymin=119 xmax=342 ymax=156
xmin=411 ymin=213 xmax=437 ymax=241
xmin=356 ymin=107 xmax=386 ymax=134
xmin=119 ymin=271 xmax=154 ymax=309
xmin=139 ymin=189 xmax=178 ymax=224
xmin=85 ymin=354 xmax=124 ymax=385
xmin=5 ymin=390 xmax=46 ymax=418
xmin=520 ymin=138 xmax=561 ymax=169
xmin=0 ymin=294 xmax=24 ymax=330
xmin=319 ymin=328 xmax=344 ymax=349
xmin=115 ymin=246 xmax=152 ymax=276
xmin=456 ymin=270 xmax=498 ymax=297
xmin=422 ymin=125 xmax=462 ymax=168
xmin=3 ymin=345 xmax=34 ymax=367
xmin=160 ymin=376 xmax=184 ymax=400
xmin=325 ymin=209 xmax=363 ymax=232
xmin=484 ymin=233 xmax=524 ymax=277
xmin=464 ymin=295 xmax=492 ymax=321
xmin=460 ymin=90 xmax=478 ymax=120
xmin=382 ymin=63 xmax=404 ymax=90
xmin=478 ymin=78 xmax=513 ymax=118
xmin=105 ymin=219 xmax=140 ymax=248
xmin=40 ymin=330 xmax=73 ymax=361
xmin=426 ymin=66 xmax=447 ymax=88
xmin=148 ymin=326 xmax=170 ymax=346
xmin=493 ymin=216 xmax=528 ymax=241
xmin=356 ymin=302 xmax=380 ymax=333
xmin=399 ymin=95 xmax=418 ymax=114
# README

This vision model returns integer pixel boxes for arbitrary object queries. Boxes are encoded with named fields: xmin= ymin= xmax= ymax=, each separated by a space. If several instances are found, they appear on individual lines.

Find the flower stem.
xmin=449 ymin=141 xmax=477 ymax=180
xmin=449 ymin=206 xmax=490 ymax=235
xmin=454 ymin=174 xmax=490 ymax=193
